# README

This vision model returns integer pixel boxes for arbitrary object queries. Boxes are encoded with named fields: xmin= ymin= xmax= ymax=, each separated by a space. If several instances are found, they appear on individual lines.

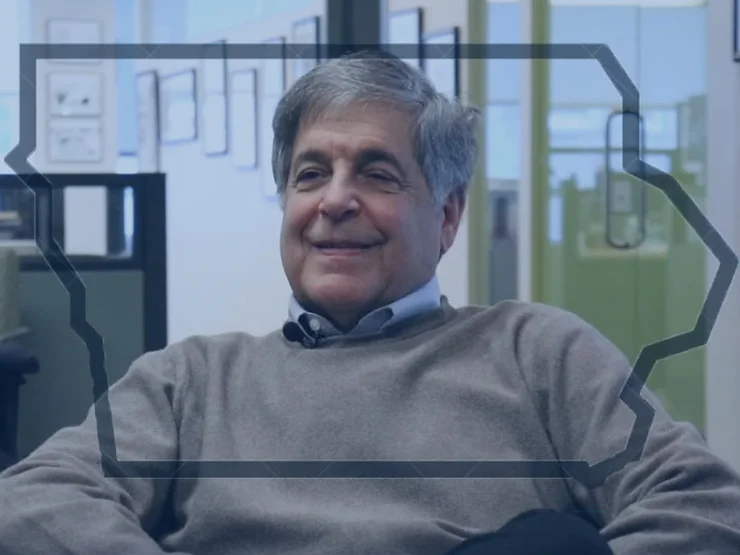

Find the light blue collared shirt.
xmin=287 ymin=276 xmax=441 ymax=338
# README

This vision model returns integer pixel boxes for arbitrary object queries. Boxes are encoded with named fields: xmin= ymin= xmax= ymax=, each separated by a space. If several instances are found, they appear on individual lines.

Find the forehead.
xmin=292 ymin=102 xmax=414 ymax=159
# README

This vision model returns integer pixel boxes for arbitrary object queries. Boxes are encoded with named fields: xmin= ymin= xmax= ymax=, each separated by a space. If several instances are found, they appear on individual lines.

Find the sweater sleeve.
xmin=516 ymin=304 xmax=740 ymax=554
xmin=0 ymin=347 xmax=193 ymax=555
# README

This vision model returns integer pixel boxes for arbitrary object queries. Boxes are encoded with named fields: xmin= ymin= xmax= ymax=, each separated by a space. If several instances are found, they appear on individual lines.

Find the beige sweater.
xmin=1 ymin=299 xmax=740 ymax=554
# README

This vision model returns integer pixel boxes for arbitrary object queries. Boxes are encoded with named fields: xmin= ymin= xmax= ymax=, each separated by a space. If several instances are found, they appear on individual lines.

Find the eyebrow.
xmin=292 ymin=147 xmax=410 ymax=181
xmin=292 ymin=149 xmax=331 ymax=171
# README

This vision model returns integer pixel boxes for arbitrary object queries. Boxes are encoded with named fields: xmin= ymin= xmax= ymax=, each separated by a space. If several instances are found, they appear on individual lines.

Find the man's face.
xmin=280 ymin=102 xmax=465 ymax=331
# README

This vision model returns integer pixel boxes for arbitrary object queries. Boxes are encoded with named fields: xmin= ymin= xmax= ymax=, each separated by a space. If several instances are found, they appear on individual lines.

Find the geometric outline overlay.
xmin=6 ymin=43 xmax=737 ymax=488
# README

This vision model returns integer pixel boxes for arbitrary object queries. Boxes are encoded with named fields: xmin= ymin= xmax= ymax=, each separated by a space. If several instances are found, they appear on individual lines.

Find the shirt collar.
xmin=287 ymin=276 xmax=441 ymax=338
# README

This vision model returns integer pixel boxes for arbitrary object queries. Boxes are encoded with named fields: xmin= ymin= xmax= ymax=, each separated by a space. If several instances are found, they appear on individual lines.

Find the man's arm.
xmin=0 ymin=347 xmax=192 ymax=555
xmin=516 ymin=304 xmax=740 ymax=553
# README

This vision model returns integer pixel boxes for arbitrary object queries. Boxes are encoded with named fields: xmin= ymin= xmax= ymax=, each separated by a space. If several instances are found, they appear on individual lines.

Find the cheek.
xmin=282 ymin=198 xmax=315 ymax=240
xmin=280 ymin=204 xmax=313 ymax=267
xmin=394 ymin=209 xmax=438 ymax=253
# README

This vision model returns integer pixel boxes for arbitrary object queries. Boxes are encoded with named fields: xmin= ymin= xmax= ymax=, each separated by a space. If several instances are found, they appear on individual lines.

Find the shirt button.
xmin=309 ymin=318 xmax=321 ymax=333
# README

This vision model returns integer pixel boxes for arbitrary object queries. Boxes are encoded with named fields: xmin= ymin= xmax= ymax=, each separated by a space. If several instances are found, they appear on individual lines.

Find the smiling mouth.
xmin=312 ymin=241 xmax=381 ymax=254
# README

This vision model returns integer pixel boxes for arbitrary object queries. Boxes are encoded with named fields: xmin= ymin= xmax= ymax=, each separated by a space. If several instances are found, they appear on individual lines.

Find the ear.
xmin=439 ymin=188 xmax=466 ymax=259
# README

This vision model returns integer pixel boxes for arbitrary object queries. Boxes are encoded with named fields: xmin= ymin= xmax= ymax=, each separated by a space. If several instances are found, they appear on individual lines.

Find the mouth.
xmin=311 ymin=241 xmax=382 ymax=255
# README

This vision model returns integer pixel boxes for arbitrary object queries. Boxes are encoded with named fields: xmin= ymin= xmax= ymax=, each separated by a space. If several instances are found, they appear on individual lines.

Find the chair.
xmin=0 ymin=344 xmax=38 ymax=471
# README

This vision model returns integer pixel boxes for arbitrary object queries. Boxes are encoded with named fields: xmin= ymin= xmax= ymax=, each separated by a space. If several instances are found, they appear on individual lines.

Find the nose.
xmin=318 ymin=170 xmax=360 ymax=222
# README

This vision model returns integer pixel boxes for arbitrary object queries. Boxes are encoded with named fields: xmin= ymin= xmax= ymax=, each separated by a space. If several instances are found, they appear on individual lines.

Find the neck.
xmin=310 ymin=296 xmax=455 ymax=348
xmin=297 ymin=299 xmax=375 ymax=333
xmin=291 ymin=276 xmax=441 ymax=336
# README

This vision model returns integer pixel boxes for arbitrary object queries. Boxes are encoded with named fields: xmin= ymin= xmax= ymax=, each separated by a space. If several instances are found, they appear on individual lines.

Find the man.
xmin=1 ymin=51 xmax=739 ymax=555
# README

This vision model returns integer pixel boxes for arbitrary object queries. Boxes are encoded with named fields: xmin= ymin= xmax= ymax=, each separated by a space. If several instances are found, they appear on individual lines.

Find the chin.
xmin=305 ymin=276 xmax=376 ymax=307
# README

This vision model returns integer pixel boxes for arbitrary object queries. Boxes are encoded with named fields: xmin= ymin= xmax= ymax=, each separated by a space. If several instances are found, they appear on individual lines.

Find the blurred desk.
xmin=0 ymin=328 xmax=37 ymax=466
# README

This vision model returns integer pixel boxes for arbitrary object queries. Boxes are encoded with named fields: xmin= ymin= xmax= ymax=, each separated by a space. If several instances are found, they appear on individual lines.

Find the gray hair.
xmin=271 ymin=51 xmax=481 ymax=207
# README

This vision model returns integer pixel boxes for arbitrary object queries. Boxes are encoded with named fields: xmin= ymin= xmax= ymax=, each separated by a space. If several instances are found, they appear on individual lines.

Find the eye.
xmin=366 ymin=171 xmax=395 ymax=182
xmin=296 ymin=169 xmax=322 ymax=181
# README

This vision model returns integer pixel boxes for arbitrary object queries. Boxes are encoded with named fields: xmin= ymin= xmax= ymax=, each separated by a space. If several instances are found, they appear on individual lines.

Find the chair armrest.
xmin=0 ymin=345 xmax=39 ymax=377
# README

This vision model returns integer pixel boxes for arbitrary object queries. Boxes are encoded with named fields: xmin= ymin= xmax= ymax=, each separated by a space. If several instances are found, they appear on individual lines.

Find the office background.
xmin=0 ymin=0 xmax=739 ymax=473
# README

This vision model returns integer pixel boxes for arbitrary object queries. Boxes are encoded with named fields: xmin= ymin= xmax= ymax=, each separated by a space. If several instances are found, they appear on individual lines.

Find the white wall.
xmin=0 ymin=0 xmax=21 ymax=93
xmin=0 ymin=0 xmax=22 ymax=175
xmin=148 ymin=0 xmax=473 ymax=342
xmin=705 ymin=0 xmax=740 ymax=471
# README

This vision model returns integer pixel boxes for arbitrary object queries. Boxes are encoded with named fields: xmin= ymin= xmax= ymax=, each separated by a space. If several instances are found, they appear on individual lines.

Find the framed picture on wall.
xmin=263 ymin=36 xmax=287 ymax=99
xmin=260 ymin=38 xmax=286 ymax=200
xmin=389 ymin=8 xmax=423 ymax=69
xmin=422 ymin=27 xmax=460 ymax=100
xmin=160 ymin=69 xmax=197 ymax=145
xmin=200 ymin=40 xmax=228 ymax=156
xmin=46 ymin=19 xmax=103 ymax=64
xmin=229 ymin=68 xmax=258 ymax=170
xmin=135 ymin=70 xmax=160 ymax=172
xmin=47 ymin=118 xmax=103 ymax=163
xmin=201 ymin=39 xmax=227 ymax=95
xmin=48 ymin=72 xmax=103 ymax=116
xmin=291 ymin=16 xmax=320 ymax=85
